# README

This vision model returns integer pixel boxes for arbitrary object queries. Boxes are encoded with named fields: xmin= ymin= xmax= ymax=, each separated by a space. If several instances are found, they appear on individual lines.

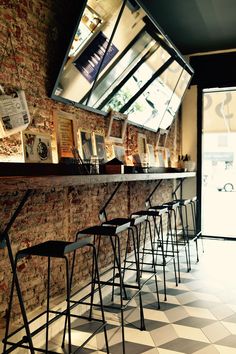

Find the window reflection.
xmin=52 ymin=0 xmax=193 ymax=132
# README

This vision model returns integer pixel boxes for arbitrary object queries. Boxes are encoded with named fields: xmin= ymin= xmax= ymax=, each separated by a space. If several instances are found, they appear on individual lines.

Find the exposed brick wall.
xmin=0 ymin=0 xmax=182 ymax=330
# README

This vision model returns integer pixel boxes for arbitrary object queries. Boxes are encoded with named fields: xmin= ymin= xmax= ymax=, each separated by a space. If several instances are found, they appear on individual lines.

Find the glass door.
xmin=202 ymin=88 xmax=236 ymax=237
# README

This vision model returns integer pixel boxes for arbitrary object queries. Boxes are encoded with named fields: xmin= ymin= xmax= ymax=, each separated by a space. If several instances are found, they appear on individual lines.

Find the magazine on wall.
xmin=0 ymin=90 xmax=31 ymax=138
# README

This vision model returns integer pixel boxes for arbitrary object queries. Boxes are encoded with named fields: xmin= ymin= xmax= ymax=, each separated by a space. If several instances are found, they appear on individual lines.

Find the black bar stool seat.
xmin=173 ymin=198 xmax=192 ymax=206
xmin=162 ymin=201 xmax=180 ymax=209
xmin=102 ymin=215 xmax=146 ymax=227
xmin=148 ymin=206 xmax=168 ymax=215
xmin=131 ymin=208 xmax=167 ymax=218
xmin=16 ymin=240 xmax=88 ymax=259
xmin=79 ymin=224 xmax=129 ymax=236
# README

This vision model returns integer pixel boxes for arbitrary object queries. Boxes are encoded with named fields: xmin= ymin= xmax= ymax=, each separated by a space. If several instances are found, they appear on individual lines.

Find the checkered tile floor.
xmin=38 ymin=239 xmax=236 ymax=353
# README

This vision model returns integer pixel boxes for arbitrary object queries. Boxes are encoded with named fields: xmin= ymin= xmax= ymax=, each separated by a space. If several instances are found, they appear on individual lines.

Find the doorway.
xmin=202 ymin=88 xmax=236 ymax=237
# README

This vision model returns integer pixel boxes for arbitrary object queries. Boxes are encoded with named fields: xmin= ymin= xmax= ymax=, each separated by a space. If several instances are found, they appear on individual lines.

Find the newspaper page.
xmin=0 ymin=90 xmax=30 ymax=137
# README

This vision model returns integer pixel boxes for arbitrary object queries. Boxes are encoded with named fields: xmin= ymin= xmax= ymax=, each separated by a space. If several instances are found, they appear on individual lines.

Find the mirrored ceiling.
xmin=51 ymin=0 xmax=193 ymax=132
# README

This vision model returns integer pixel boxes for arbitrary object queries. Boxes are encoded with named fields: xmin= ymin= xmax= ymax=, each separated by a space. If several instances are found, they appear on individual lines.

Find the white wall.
xmin=181 ymin=85 xmax=198 ymax=199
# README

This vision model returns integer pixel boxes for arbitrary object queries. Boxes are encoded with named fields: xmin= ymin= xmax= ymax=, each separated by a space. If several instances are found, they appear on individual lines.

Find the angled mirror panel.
xmin=84 ymin=32 xmax=158 ymax=109
xmin=94 ymin=34 xmax=171 ymax=113
xmin=51 ymin=0 xmax=193 ymax=131
xmin=55 ymin=0 xmax=124 ymax=103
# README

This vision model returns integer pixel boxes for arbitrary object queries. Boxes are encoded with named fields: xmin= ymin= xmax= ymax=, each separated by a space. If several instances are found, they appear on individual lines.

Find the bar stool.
xmin=102 ymin=216 xmax=161 ymax=306
xmin=73 ymin=223 xmax=147 ymax=354
xmin=163 ymin=201 xmax=191 ymax=276
xmin=130 ymin=208 xmax=178 ymax=301
xmin=3 ymin=239 xmax=109 ymax=354
xmin=174 ymin=197 xmax=200 ymax=263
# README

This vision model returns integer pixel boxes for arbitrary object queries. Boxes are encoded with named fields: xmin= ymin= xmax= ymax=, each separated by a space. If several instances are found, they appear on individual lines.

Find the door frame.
xmin=197 ymin=86 xmax=236 ymax=237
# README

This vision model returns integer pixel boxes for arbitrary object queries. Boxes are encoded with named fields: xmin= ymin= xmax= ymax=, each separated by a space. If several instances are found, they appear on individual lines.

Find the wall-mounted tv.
xmin=51 ymin=0 xmax=193 ymax=132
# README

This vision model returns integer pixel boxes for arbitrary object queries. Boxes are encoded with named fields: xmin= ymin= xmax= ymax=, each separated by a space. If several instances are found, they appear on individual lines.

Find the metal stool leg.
xmin=3 ymin=252 xmax=35 ymax=354
xmin=147 ymin=218 xmax=160 ymax=308
xmin=130 ymin=226 xmax=146 ymax=330
xmin=178 ymin=204 xmax=191 ymax=272
xmin=46 ymin=257 xmax=50 ymax=352
xmin=92 ymin=244 xmax=109 ymax=353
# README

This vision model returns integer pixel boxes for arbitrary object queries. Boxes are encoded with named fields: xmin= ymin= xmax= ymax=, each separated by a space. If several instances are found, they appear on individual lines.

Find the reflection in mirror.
xmin=51 ymin=0 xmax=193 ymax=132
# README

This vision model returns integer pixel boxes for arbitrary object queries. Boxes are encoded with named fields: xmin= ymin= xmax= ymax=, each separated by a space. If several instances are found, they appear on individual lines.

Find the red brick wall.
xmin=0 ymin=0 xmax=181 ymax=329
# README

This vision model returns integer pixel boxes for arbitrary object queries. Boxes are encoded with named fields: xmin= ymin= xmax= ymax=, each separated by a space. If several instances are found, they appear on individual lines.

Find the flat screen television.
xmin=51 ymin=0 xmax=193 ymax=132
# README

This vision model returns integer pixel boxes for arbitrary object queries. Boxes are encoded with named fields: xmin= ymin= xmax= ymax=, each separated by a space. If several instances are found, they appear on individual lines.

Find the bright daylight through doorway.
xmin=202 ymin=88 xmax=236 ymax=238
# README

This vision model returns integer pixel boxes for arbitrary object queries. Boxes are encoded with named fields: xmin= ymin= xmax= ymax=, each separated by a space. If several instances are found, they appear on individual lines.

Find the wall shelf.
xmin=0 ymin=163 xmax=195 ymax=191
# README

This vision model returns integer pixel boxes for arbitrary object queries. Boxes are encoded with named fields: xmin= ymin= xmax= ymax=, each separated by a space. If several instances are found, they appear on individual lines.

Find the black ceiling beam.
xmin=190 ymin=52 xmax=236 ymax=88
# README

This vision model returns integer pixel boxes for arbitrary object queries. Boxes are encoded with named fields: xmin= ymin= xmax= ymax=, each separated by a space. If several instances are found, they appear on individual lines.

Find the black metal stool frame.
xmin=3 ymin=239 xmax=109 ymax=354
xmin=1 ymin=190 xmax=109 ymax=354
xmin=71 ymin=224 xmax=151 ymax=354
xmin=132 ymin=209 xmax=177 ymax=301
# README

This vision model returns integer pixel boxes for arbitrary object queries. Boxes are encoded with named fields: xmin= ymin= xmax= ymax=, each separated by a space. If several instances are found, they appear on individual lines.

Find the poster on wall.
xmin=0 ymin=90 xmax=30 ymax=138
xmin=53 ymin=110 xmax=77 ymax=160
xmin=94 ymin=133 xmax=107 ymax=161
xmin=78 ymin=130 xmax=94 ymax=160
xmin=73 ymin=31 xmax=119 ymax=83
xmin=22 ymin=131 xmax=52 ymax=163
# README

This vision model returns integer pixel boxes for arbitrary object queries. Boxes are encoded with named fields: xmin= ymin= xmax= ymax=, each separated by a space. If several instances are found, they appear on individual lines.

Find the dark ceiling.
xmin=139 ymin=0 xmax=236 ymax=55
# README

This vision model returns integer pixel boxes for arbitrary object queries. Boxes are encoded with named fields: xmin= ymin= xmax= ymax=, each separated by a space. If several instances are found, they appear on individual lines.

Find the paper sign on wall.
xmin=0 ymin=90 xmax=31 ymax=138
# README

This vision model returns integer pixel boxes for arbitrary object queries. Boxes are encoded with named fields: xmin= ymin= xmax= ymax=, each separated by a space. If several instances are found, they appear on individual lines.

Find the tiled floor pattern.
xmin=51 ymin=238 xmax=236 ymax=353
xmin=7 ymin=238 xmax=236 ymax=353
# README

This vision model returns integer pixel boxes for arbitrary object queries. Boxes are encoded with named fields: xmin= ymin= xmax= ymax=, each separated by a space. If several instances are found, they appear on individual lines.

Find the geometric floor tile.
xmin=109 ymin=341 xmax=154 ymax=354
xmin=123 ymin=327 xmax=155 ymax=346
xmin=127 ymin=318 xmax=168 ymax=331
xmin=174 ymin=316 xmax=216 ymax=329
xmin=209 ymin=304 xmax=235 ymax=320
xmin=165 ymin=306 xmax=190 ymax=322
xmin=159 ymin=288 xmax=189 ymax=296
xmin=184 ymin=299 xmax=220 ymax=309
xmin=172 ymin=324 xmax=210 ymax=343
xmin=221 ymin=313 xmax=236 ymax=323
xmin=192 ymin=344 xmax=220 ymax=354
xmin=176 ymin=292 xmax=199 ymax=305
xmin=143 ymin=308 xmax=170 ymax=323
xmin=215 ymin=344 xmax=236 ymax=353
xmin=183 ymin=306 xmax=217 ymax=320
xmin=150 ymin=324 xmax=178 ymax=346
xmin=215 ymin=334 xmax=236 ymax=347
xmin=202 ymin=321 xmax=231 ymax=343
xmin=221 ymin=320 xmax=236 ymax=335
xmin=159 ymin=338 xmax=209 ymax=353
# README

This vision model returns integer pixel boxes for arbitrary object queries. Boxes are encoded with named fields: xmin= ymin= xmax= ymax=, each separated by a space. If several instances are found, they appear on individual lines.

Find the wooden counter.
xmin=0 ymin=171 xmax=196 ymax=191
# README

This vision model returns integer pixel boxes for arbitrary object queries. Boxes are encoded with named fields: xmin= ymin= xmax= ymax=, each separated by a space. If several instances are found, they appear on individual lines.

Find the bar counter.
xmin=0 ymin=170 xmax=196 ymax=191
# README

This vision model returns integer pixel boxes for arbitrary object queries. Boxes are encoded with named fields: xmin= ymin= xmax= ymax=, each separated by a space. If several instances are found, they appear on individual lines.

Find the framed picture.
xmin=22 ymin=131 xmax=52 ymax=163
xmin=78 ymin=130 xmax=94 ymax=161
xmin=53 ymin=110 xmax=77 ymax=160
xmin=113 ymin=145 xmax=126 ymax=163
xmin=147 ymin=144 xmax=157 ymax=166
xmin=106 ymin=110 xmax=128 ymax=143
xmin=156 ymin=147 xmax=167 ymax=167
xmin=137 ymin=133 xmax=147 ymax=163
xmin=94 ymin=133 xmax=107 ymax=161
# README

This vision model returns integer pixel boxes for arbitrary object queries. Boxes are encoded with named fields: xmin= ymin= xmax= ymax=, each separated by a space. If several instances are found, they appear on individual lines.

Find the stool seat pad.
xmin=103 ymin=216 xmax=145 ymax=227
xmin=173 ymin=198 xmax=191 ymax=205
xmin=78 ymin=224 xmax=126 ymax=236
xmin=163 ymin=201 xmax=179 ymax=209
xmin=16 ymin=240 xmax=89 ymax=259
xmin=132 ymin=209 xmax=164 ymax=217
xmin=103 ymin=218 xmax=131 ymax=228
xmin=148 ymin=206 xmax=168 ymax=214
